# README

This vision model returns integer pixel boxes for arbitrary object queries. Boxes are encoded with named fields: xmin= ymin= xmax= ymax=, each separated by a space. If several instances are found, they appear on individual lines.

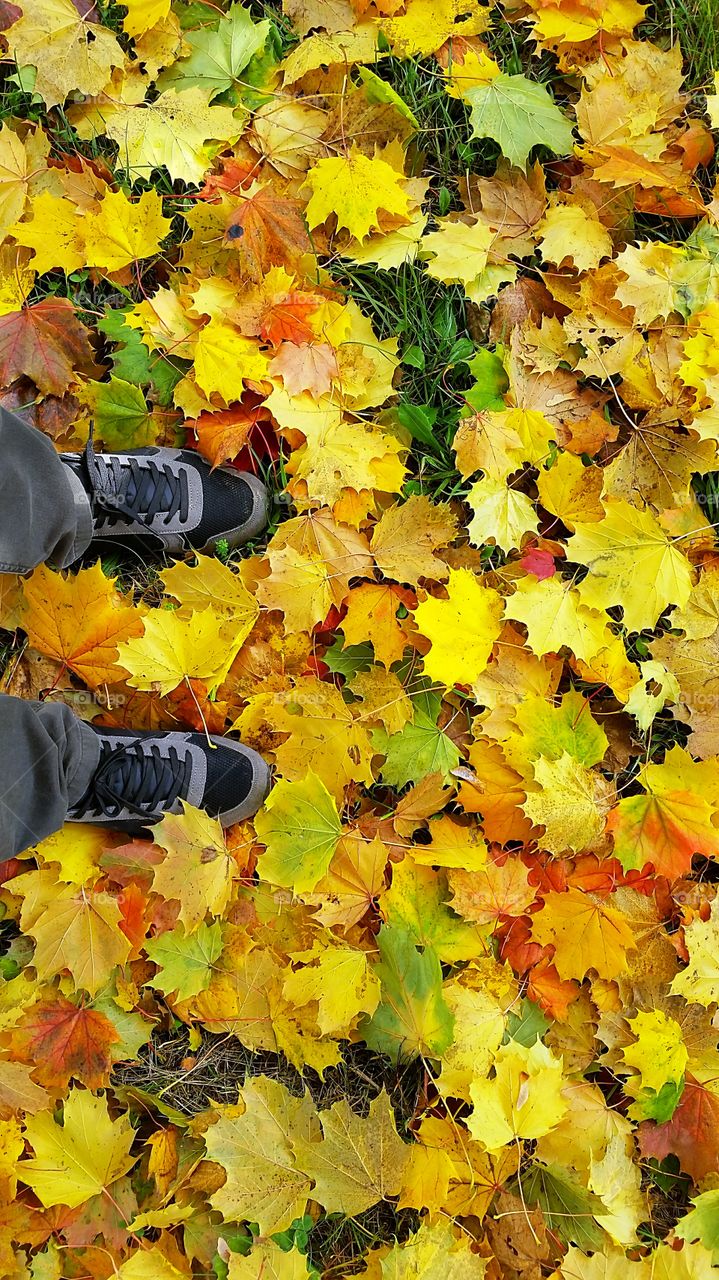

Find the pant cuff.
xmin=66 ymin=719 xmax=101 ymax=807
xmin=54 ymin=463 xmax=93 ymax=569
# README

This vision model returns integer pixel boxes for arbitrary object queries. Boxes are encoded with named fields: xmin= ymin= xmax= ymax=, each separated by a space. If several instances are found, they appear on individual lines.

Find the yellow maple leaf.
xmin=19 ymin=562 xmax=143 ymax=690
xmin=0 ymin=243 xmax=35 ymax=315
xmin=613 ymin=242 xmax=690 ymax=325
xmin=0 ymin=122 xmax=50 ymax=229
xmin=257 ymin=544 xmax=338 ymax=634
xmin=421 ymin=217 xmax=495 ymax=286
xmin=443 ymin=47 xmax=501 ymax=98
xmin=413 ymin=815 xmax=488 ymax=871
xmin=536 ymin=202 xmax=613 ymax=273
xmin=370 ymin=494 xmax=457 ymax=585
xmin=523 ymin=752 xmax=609 ymax=854
xmin=254 ymin=98 xmax=326 ymax=179
xmin=151 ymin=803 xmax=234 ymax=932
xmin=31 ymin=824 xmax=105 ymax=886
xmin=333 ymin=301 xmax=400 ymax=410
xmin=283 ymin=945 xmax=380 ymax=1037
xmin=194 ymin=319 xmax=269 ymax=401
xmin=303 ymin=147 xmax=411 ymax=243
xmin=281 ymin=26 xmax=378 ymax=85
xmin=570 ymin=498 xmax=693 ymax=632
xmin=254 ymin=771 xmax=342 ymax=893
xmin=205 ymin=1077 xmax=317 ymax=1234
xmin=532 ymin=0 xmax=645 ymax=43
xmin=342 ymin=582 xmax=412 ymax=668
xmin=467 ymin=475 xmax=539 ymax=551
xmin=530 ymin=886 xmax=637 ymax=981
xmin=383 ymin=1223 xmax=490 ymax=1275
xmin=670 ymin=897 xmax=719 ymax=1006
xmin=439 ymin=975 xmax=507 ymax=1100
xmin=302 ymin=832 xmax=388 ymax=931
xmin=126 ymin=1206 xmax=194 ymax=1232
xmin=6 ymin=0 xmax=123 ymax=108
xmin=126 ymin=284 xmax=197 ymax=356
xmin=468 ymin=1039 xmax=567 ymax=1152
xmin=13 ymin=869 xmax=131 ymax=995
xmin=380 ymin=0 xmax=490 ymax=57
xmin=454 ymin=409 xmax=524 ymax=482
xmin=117 ymin=1250 xmax=187 ymax=1280
xmin=0 ymin=1116 xmax=23 ymax=1202
xmin=0 ymin=1062 xmax=47 ymax=1123
xmin=680 ymin=299 xmax=719 ymax=401
xmin=162 ymin=555 xmax=260 ymax=628
xmin=257 ymin=510 xmax=373 ymax=633
xmin=72 ymin=87 xmax=243 ymax=184
xmin=624 ymin=659 xmax=680 ymax=731
xmin=343 ymin=212 xmax=428 ymax=270
xmin=286 ymin=417 xmax=406 ymax=513
xmin=121 ymin=0 xmax=171 ymax=38
xmin=536 ymin=452 xmax=605 ymax=530
xmin=84 ymin=188 xmax=172 ymax=271
xmin=622 ymin=1009 xmax=688 ymax=1096
xmin=9 ymin=191 xmax=86 ymax=276
xmin=228 ymin=1243 xmax=309 ymax=1280
xmin=414 ymin=568 xmax=504 ymax=686
xmin=21 ymin=1088 xmax=136 ymax=1209
xmin=293 ymin=1091 xmax=409 ymax=1217
xmin=118 ymin=605 xmax=245 ymax=695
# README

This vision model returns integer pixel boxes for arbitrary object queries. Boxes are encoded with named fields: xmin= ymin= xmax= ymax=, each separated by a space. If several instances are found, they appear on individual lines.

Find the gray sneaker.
xmin=62 ymin=439 xmax=268 ymax=556
xmin=67 ymin=726 xmax=271 ymax=830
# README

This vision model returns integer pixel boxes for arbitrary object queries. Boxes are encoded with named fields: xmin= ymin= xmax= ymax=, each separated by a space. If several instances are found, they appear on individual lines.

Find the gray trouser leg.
xmin=0 ymin=695 xmax=101 ymax=857
xmin=0 ymin=406 xmax=93 ymax=573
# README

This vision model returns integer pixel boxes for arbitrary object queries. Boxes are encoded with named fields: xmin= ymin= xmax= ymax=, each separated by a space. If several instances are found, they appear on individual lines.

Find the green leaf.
xmin=90 ymin=377 xmax=157 ymax=450
xmin=464 ymin=347 xmax=509 ymax=411
xmin=644 ymin=1154 xmax=690 ymax=1197
xmin=177 ymin=1 xmax=219 ymax=29
xmin=7 ymin=65 xmax=41 ymax=102
xmin=447 ymin=337 xmax=474 ymax=365
xmin=675 ymin=1188 xmax=719 ymax=1249
xmin=324 ymin=637 xmax=374 ymax=678
xmin=360 ymin=925 xmax=454 ymax=1061
xmin=505 ymin=998 xmax=550 ymax=1047
xmin=516 ymin=689 xmax=608 ymax=768
xmin=402 ymin=344 xmax=425 ymax=371
xmin=98 ymin=309 xmax=185 ymax=406
xmin=93 ymin=984 xmax=153 ymax=1063
xmin=357 ymin=67 xmax=419 ymax=127
xmin=384 ymin=859 xmax=485 ymax=962
xmin=466 ymin=73 xmax=575 ymax=169
xmin=145 ymin=921 xmax=223 ymax=1002
xmin=158 ymin=3 xmax=271 ymax=99
xmin=397 ymin=403 xmax=440 ymax=452
xmin=254 ymin=771 xmax=342 ymax=893
xmin=520 ymin=1162 xmax=605 ymax=1251
xmin=373 ymin=708 xmax=461 ymax=788
xmin=645 ymin=1154 xmax=690 ymax=1197
xmin=629 ymin=1078 xmax=685 ymax=1124
xmin=114 ymin=1084 xmax=191 ymax=1127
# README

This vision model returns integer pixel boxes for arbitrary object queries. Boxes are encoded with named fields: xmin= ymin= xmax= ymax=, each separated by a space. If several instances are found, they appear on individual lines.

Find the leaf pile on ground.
xmin=2 ymin=0 xmax=719 ymax=1276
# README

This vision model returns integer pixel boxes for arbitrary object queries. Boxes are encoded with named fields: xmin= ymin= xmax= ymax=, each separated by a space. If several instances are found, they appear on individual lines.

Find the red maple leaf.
xmin=10 ymin=995 xmax=119 ymax=1090
xmin=0 ymin=300 xmax=98 ymax=396
xmin=638 ymin=1078 xmax=719 ymax=1181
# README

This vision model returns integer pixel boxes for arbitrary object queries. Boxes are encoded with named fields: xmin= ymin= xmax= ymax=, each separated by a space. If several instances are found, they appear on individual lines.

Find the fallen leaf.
xmin=20 ymin=1088 xmax=136 ymax=1208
